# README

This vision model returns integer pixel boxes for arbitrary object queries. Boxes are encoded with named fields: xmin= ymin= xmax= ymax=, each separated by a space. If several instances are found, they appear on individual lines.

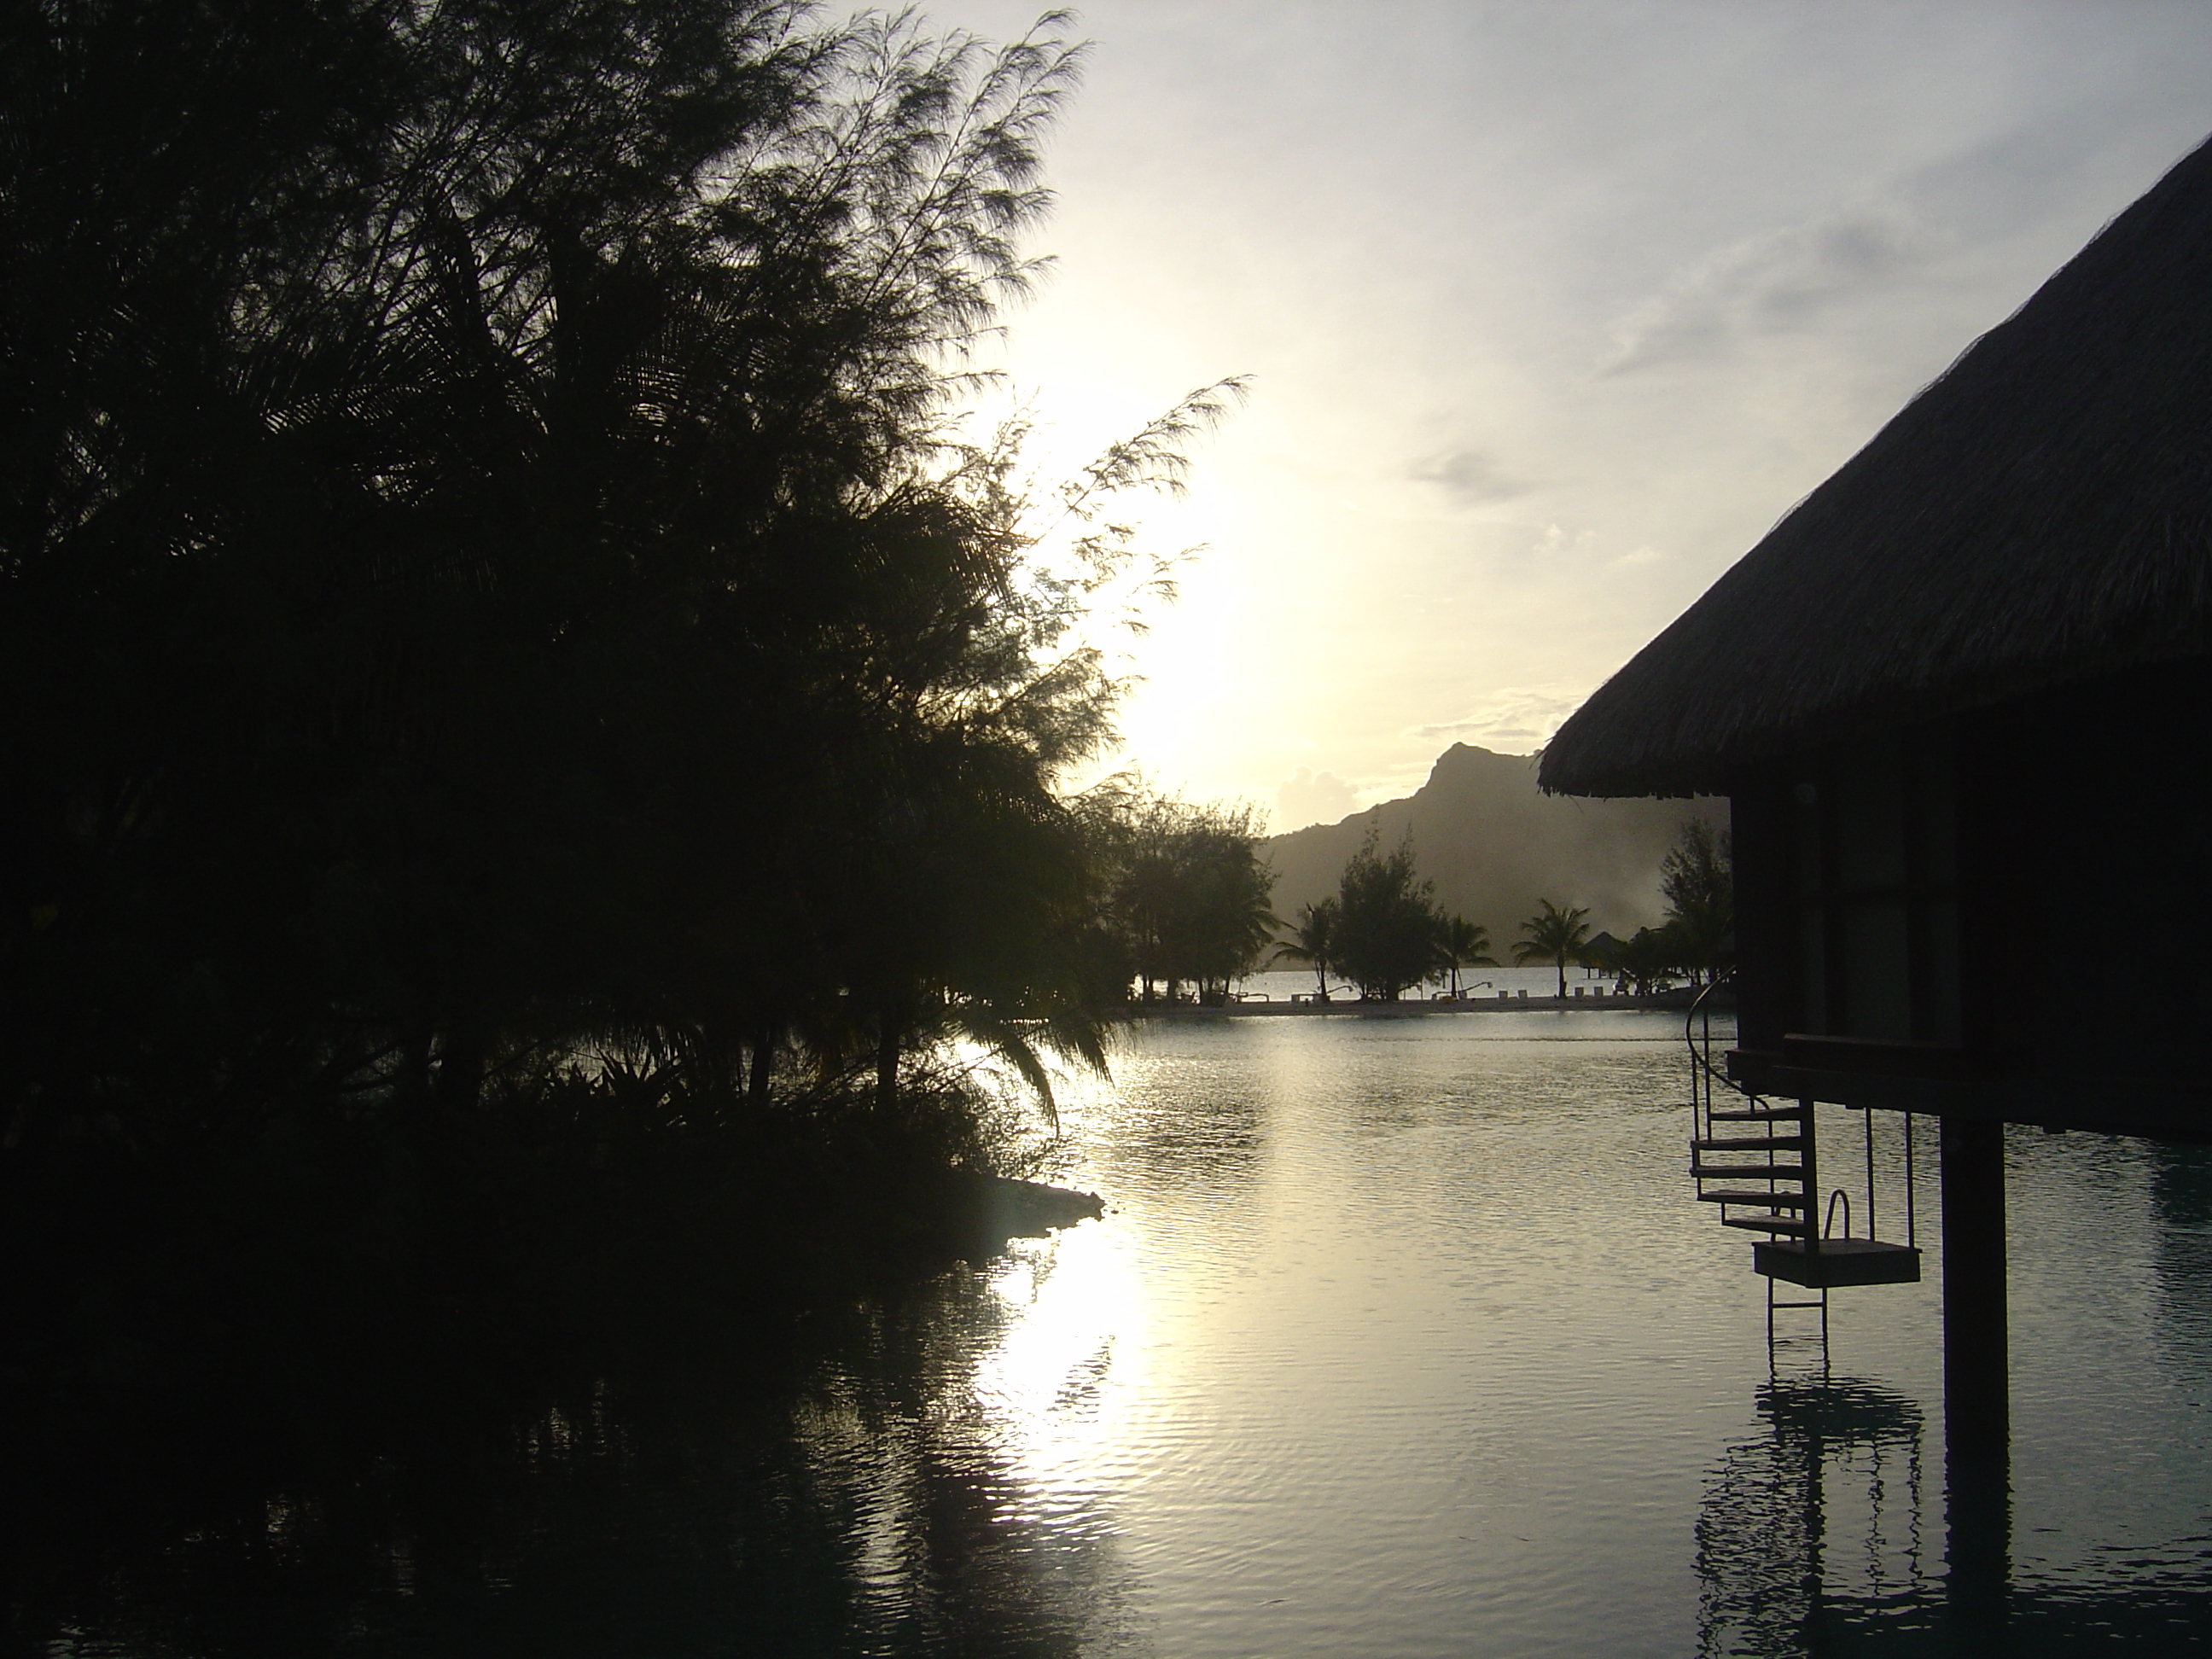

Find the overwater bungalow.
xmin=1541 ymin=132 xmax=2212 ymax=1447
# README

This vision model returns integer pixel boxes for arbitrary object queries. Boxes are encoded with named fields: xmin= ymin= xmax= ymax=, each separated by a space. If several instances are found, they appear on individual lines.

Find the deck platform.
xmin=1753 ymin=1237 xmax=1923 ymax=1288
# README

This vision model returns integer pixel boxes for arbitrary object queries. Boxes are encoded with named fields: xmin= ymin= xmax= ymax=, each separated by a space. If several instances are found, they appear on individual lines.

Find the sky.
xmin=930 ymin=0 xmax=2212 ymax=828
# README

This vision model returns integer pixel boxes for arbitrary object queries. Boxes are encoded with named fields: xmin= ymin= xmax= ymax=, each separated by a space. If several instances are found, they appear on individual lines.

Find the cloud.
xmin=1601 ymin=199 xmax=1926 ymax=375
xmin=1410 ymin=448 xmax=1528 ymax=506
xmin=1406 ymin=684 xmax=1587 ymax=754
xmin=1276 ymin=765 xmax=1360 ymax=830
xmin=1604 ymin=118 xmax=2129 ymax=382
xmin=1613 ymin=544 xmax=1666 ymax=566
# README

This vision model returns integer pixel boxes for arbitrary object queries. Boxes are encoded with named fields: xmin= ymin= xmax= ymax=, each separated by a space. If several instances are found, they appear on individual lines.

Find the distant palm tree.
xmin=1514 ymin=899 xmax=1592 ymax=999
xmin=1272 ymin=897 xmax=1340 ymax=1002
xmin=1434 ymin=914 xmax=1496 ymax=998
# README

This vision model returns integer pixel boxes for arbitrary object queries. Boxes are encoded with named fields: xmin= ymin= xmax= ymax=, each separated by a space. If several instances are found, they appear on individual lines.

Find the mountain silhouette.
xmin=1265 ymin=744 xmax=1725 ymax=940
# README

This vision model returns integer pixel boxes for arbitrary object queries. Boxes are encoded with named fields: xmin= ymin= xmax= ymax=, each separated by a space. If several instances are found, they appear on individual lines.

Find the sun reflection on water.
xmin=968 ymin=1214 xmax=1149 ymax=1509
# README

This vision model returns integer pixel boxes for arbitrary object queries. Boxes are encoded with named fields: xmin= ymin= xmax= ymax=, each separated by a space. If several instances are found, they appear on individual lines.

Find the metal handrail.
xmin=1684 ymin=975 xmax=1738 ymax=1081
xmin=1684 ymin=974 xmax=1749 ymax=1138
xmin=1685 ymin=974 xmax=1815 ymax=1249
xmin=1825 ymin=1188 xmax=1853 ymax=1240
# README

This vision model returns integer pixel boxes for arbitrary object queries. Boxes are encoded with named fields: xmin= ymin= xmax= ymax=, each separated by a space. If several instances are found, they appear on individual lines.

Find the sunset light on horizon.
xmin=938 ymin=0 xmax=2212 ymax=825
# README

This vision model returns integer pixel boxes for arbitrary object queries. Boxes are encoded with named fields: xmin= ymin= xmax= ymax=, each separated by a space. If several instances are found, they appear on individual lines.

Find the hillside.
xmin=1266 ymin=744 xmax=1725 ymax=941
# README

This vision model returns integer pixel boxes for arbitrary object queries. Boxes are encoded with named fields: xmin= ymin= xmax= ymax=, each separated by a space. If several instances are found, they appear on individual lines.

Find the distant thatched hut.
xmin=1542 ymin=136 xmax=2212 ymax=1141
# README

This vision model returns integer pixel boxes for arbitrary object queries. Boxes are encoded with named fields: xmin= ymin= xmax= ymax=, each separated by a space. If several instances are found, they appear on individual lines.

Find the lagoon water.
xmin=28 ymin=1012 xmax=2212 ymax=1656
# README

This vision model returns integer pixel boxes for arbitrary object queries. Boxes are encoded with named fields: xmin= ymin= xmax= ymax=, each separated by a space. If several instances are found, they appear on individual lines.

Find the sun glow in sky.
xmin=935 ymin=0 xmax=2212 ymax=825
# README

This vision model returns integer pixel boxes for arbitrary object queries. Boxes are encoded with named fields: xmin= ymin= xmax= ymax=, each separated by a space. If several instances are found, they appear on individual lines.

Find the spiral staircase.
xmin=1684 ymin=982 xmax=1922 ymax=1348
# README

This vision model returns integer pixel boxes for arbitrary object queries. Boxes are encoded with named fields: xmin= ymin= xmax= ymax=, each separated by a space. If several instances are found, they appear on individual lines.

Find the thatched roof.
xmin=1541 ymin=135 xmax=2212 ymax=798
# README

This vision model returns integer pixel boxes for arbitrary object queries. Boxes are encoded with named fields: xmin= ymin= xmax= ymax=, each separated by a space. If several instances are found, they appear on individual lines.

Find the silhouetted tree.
xmin=1514 ymin=899 xmax=1592 ymax=999
xmin=1331 ymin=828 xmax=1442 ymax=1001
xmin=1095 ymin=789 xmax=1275 ymax=1004
xmin=0 ymin=0 xmax=1237 ymax=1166
xmin=1435 ymin=915 xmax=1497 ymax=998
xmin=1606 ymin=927 xmax=1678 ymax=997
xmin=1272 ymin=898 xmax=1341 ymax=1003
xmin=1660 ymin=818 xmax=1735 ymax=985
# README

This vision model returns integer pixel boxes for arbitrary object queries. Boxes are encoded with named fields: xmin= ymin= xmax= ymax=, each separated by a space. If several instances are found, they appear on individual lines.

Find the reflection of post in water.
xmin=1694 ymin=1377 xmax=1925 ymax=1657
xmin=2151 ymin=1140 xmax=2212 ymax=1363
xmin=1941 ymin=1442 xmax=2010 ymax=1644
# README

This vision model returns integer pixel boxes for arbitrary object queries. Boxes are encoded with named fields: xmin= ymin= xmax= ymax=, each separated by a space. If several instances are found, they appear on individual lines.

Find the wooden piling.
xmin=1940 ymin=1115 xmax=2010 ymax=1628
xmin=1940 ymin=1116 xmax=2008 ymax=1457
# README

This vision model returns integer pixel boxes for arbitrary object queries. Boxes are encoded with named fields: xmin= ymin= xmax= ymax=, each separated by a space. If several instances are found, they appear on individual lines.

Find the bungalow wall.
xmin=1727 ymin=653 xmax=2210 ymax=1137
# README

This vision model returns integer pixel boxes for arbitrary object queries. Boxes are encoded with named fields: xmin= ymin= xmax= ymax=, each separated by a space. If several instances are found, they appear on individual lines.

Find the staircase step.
xmin=1691 ymin=1162 xmax=1807 ymax=1180
xmin=1693 ymin=1135 xmax=1807 ymax=1152
xmin=1708 ymin=1106 xmax=1806 ymax=1122
xmin=1698 ymin=1190 xmax=1811 ymax=1208
xmin=1720 ymin=1213 xmax=1813 ymax=1236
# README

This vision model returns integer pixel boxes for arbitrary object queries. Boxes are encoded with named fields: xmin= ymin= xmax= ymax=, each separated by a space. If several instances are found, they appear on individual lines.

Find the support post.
xmin=1801 ymin=1100 xmax=1819 ymax=1256
xmin=1940 ymin=1115 xmax=2010 ymax=1631
xmin=1940 ymin=1116 xmax=2007 ymax=1456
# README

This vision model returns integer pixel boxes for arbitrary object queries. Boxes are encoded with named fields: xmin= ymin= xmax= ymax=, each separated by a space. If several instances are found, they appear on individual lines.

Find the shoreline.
xmin=1120 ymin=990 xmax=1730 ymax=1019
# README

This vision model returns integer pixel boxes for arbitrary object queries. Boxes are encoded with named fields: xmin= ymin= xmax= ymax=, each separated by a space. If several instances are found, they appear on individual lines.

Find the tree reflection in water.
xmin=3 ymin=1257 xmax=1142 ymax=1659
